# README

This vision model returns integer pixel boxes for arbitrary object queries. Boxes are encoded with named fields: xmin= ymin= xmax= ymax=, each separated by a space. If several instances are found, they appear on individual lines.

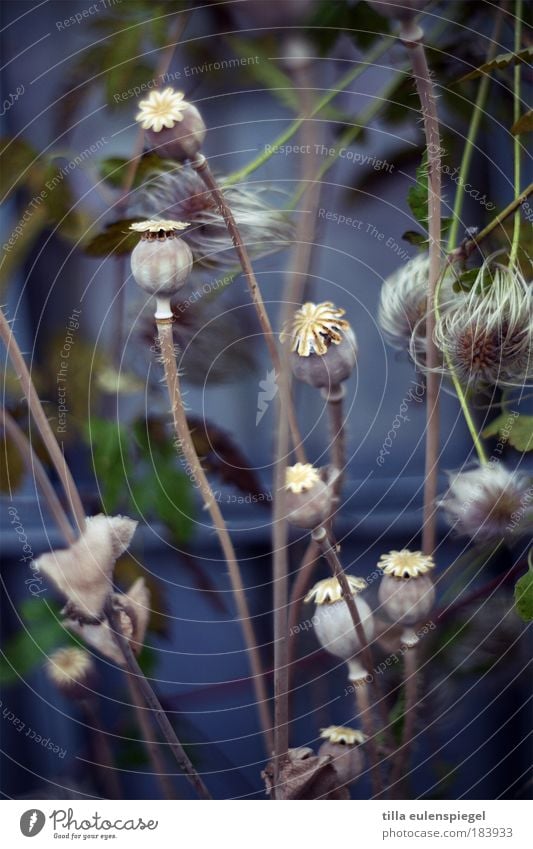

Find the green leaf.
xmin=99 ymin=152 xmax=176 ymax=189
xmin=0 ymin=431 xmax=25 ymax=493
xmin=458 ymin=46 xmax=533 ymax=83
xmin=508 ymin=417 xmax=533 ymax=453
xmin=85 ymin=417 xmax=133 ymax=511
xmin=514 ymin=569 xmax=533 ymax=622
xmin=0 ymin=137 xmax=42 ymax=201
xmin=309 ymin=0 xmax=390 ymax=53
xmin=402 ymin=230 xmax=427 ymax=247
xmin=389 ymin=691 xmax=406 ymax=744
xmin=0 ymin=600 xmax=76 ymax=686
xmin=482 ymin=414 xmax=533 ymax=453
xmin=511 ymin=109 xmax=533 ymax=136
xmin=84 ymin=218 xmax=141 ymax=256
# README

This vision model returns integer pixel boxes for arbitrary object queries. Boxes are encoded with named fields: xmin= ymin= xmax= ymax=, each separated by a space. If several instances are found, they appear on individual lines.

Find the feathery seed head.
xmin=434 ymin=264 xmax=533 ymax=387
xmin=439 ymin=463 xmax=532 ymax=541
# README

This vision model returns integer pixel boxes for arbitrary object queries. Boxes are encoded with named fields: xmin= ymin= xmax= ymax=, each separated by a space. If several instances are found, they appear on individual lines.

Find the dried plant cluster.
xmin=0 ymin=0 xmax=531 ymax=804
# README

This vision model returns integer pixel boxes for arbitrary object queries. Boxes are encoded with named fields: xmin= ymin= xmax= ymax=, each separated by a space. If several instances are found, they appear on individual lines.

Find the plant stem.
xmin=1 ymin=407 xmax=76 ymax=545
xmin=126 ymin=673 xmax=178 ymax=800
xmin=289 ymin=72 xmax=405 ymax=210
xmin=287 ymin=539 xmax=320 ymax=700
xmin=0 ymin=308 xmax=86 ymax=534
xmin=81 ymin=698 xmax=122 ymax=800
xmin=324 ymin=385 xmax=347 ymax=500
xmin=272 ymin=404 xmax=290 ymax=793
xmin=311 ymin=526 xmax=386 ymax=794
xmin=509 ymin=0 xmax=523 ymax=268
xmin=272 ymin=79 xmax=324 ymax=789
xmin=156 ymin=318 xmax=273 ymax=754
xmin=446 ymin=16 xmax=502 ymax=252
xmin=440 ymin=15 xmax=502 ymax=466
xmin=400 ymin=27 xmax=442 ymax=557
xmin=353 ymin=676 xmax=382 ymax=798
xmin=105 ymin=597 xmax=212 ymax=800
xmin=191 ymin=153 xmax=305 ymax=464
xmin=459 ymin=182 xmax=533 ymax=258
xmin=225 ymin=38 xmax=393 ymax=186
xmin=437 ymin=554 xmax=521 ymax=623
xmin=112 ymin=15 xmax=189 ymax=368
xmin=435 ymin=268 xmax=489 ymax=463
xmin=389 ymin=646 xmax=418 ymax=791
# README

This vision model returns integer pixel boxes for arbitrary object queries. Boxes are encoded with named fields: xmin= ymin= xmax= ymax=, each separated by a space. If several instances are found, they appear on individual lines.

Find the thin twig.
xmin=105 ymin=597 xmax=212 ymax=800
xmin=81 ymin=698 xmax=122 ymax=800
xmin=311 ymin=526 xmax=385 ymax=795
xmin=400 ymin=27 xmax=442 ymax=557
xmin=354 ymin=676 xmax=382 ymax=798
xmin=389 ymin=646 xmax=418 ymax=791
xmin=0 ymin=308 xmax=86 ymax=534
xmin=287 ymin=539 xmax=320 ymax=698
xmin=191 ymin=153 xmax=305 ymax=464
xmin=1 ymin=407 xmax=75 ymax=545
xmin=126 ymin=673 xmax=178 ymax=800
xmin=324 ymin=385 xmax=347 ymax=502
xmin=457 ymin=182 xmax=533 ymax=260
xmin=156 ymin=318 xmax=273 ymax=754
xmin=271 ymin=71 xmax=326 ymax=790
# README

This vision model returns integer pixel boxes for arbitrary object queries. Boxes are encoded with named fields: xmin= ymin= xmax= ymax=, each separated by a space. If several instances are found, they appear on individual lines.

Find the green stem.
xmin=442 ymin=15 xmax=502 ymax=465
xmin=225 ymin=38 xmax=392 ymax=186
xmin=446 ymin=27 xmax=500 ymax=252
xmin=434 ymin=269 xmax=489 ymax=465
xmin=509 ymin=0 xmax=523 ymax=267
xmin=288 ymin=72 xmax=405 ymax=210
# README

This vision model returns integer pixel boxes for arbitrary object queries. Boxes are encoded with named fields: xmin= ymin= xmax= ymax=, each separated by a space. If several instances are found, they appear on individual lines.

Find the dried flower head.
xmin=434 ymin=264 xmax=533 ymax=387
xmin=66 ymin=577 xmax=151 ymax=666
xmin=135 ymin=88 xmax=187 ymax=132
xmin=305 ymin=575 xmax=368 ymax=605
xmin=378 ymin=549 xmax=435 ymax=579
xmin=281 ymin=302 xmax=350 ymax=357
xmin=132 ymin=166 xmax=293 ymax=267
xmin=378 ymin=253 xmax=430 ymax=356
xmin=46 ymin=647 xmax=94 ymax=693
xmin=439 ymin=463 xmax=532 ymax=541
xmin=319 ymin=726 xmax=367 ymax=745
xmin=34 ymin=515 xmax=137 ymax=621
xmin=129 ymin=219 xmax=190 ymax=237
xmin=285 ymin=463 xmax=320 ymax=494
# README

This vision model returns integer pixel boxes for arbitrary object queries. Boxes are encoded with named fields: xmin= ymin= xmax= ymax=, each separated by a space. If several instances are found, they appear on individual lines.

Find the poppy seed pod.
xmin=280 ymin=302 xmax=357 ymax=390
xmin=377 ymin=550 xmax=436 ymax=647
xmin=305 ymin=576 xmax=374 ymax=666
xmin=285 ymin=463 xmax=332 ymax=529
xmin=130 ymin=220 xmax=193 ymax=299
xmin=318 ymin=726 xmax=366 ymax=787
xmin=136 ymin=88 xmax=206 ymax=161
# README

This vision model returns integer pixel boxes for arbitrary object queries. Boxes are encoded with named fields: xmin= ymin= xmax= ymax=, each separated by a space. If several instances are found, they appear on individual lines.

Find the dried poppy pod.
xmin=318 ymin=726 xmax=367 ymax=787
xmin=280 ymin=302 xmax=357 ymax=391
xmin=46 ymin=647 xmax=96 ymax=700
xmin=377 ymin=549 xmax=436 ymax=647
xmin=285 ymin=463 xmax=332 ymax=529
xmin=305 ymin=575 xmax=374 ymax=678
xmin=135 ymin=87 xmax=206 ymax=161
xmin=130 ymin=220 xmax=193 ymax=314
